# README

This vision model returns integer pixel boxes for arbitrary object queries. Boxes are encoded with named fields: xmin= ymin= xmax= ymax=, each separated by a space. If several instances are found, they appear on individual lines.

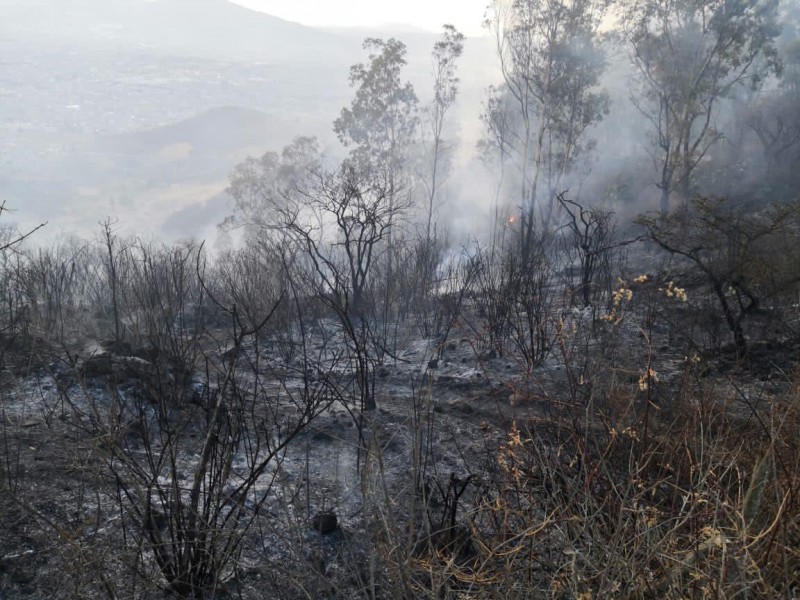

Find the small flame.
xmin=507 ymin=215 xmax=517 ymax=225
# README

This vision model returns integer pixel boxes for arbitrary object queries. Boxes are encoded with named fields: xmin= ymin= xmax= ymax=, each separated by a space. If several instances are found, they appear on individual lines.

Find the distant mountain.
xmin=1 ymin=0 xmax=355 ymax=62
xmin=94 ymin=105 xmax=303 ymax=157
xmin=160 ymin=189 xmax=232 ymax=240
xmin=85 ymin=105 xmax=320 ymax=194
xmin=325 ymin=23 xmax=437 ymax=36
xmin=0 ymin=0 xmax=497 ymax=243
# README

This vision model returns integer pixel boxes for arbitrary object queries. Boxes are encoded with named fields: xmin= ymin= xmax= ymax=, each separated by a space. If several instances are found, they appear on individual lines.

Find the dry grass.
xmin=366 ymin=371 xmax=800 ymax=599
xmin=364 ymin=285 xmax=800 ymax=599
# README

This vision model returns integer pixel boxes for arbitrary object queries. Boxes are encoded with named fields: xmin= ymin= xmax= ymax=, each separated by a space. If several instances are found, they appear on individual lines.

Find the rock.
xmin=189 ymin=381 xmax=217 ymax=405
xmin=311 ymin=429 xmax=335 ymax=443
xmin=428 ymin=358 xmax=439 ymax=369
xmin=454 ymin=402 xmax=475 ymax=414
xmin=81 ymin=353 xmax=158 ymax=386
xmin=311 ymin=511 xmax=338 ymax=534
xmin=81 ymin=353 xmax=114 ymax=378
xmin=148 ymin=510 xmax=169 ymax=531
xmin=101 ymin=338 xmax=133 ymax=355
xmin=9 ymin=569 xmax=34 ymax=585
xmin=220 ymin=345 xmax=237 ymax=362
xmin=118 ymin=356 xmax=154 ymax=380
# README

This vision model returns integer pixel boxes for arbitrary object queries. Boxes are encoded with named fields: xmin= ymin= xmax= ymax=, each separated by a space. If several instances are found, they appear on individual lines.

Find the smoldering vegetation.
xmin=2 ymin=0 xmax=800 ymax=598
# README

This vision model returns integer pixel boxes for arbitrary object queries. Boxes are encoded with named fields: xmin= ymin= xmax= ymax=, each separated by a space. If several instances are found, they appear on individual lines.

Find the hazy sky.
xmin=231 ymin=0 xmax=490 ymax=37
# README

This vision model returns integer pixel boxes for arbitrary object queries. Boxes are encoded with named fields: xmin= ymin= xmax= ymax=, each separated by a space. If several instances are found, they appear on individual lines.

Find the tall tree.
xmin=283 ymin=166 xmax=403 ymax=412
xmin=747 ymin=88 xmax=800 ymax=176
xmin=484 ymin=0 xmax=609 ymax=255
xmin=621 ymin=0 xmax=782 ymax=214
xmin=334 ymin=38 xmax=419 ymax=346
xmin=223 ymin=136 xmax=320 ymax=240
xmin=478 ymin=84 xmax=515 ymax=258
xmin=334 ymin=38 xmax=419 ymax=198
xmin=421 ymin=25 xmax=465 ymax=242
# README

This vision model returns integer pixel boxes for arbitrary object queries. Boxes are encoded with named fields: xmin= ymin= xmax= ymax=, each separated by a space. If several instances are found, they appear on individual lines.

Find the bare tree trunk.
xmin=660 ymin=187 xmax=670 ymax=217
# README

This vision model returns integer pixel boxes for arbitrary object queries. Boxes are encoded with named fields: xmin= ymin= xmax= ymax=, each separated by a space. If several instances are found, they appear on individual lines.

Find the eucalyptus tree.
xmin=406 ymin=25 xmax=466 ymax=335
xmin=747 ymin=33 xmax=800 ymax=183
xmin=420 ymin=25 xmax=465 ymax=242
xmin=747 ymin=85 xmax=800 ymax=176
xmin=334 ymin=38 xmax=419 ymax=205
xmin=278 ymin=164 xmax=408 ymax=413
xmin=478 ymin=85 xmax=516 ymax=258
xmin=223 ymin=136 xmax=321 ymax=240
xmin=334 ymin=38 xmax=419 ymax=353
xmin=484 ymin=0 xmax=610 ymax=255
xmin=620 ymin=0 xmax=782 ymax=214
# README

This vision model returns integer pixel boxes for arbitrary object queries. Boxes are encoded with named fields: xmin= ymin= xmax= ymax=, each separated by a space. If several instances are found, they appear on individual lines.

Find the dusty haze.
xmin=2 ymin=0 xmax=798 ymax=245
xmin=1 ymin=0 xmax=499 ymax=245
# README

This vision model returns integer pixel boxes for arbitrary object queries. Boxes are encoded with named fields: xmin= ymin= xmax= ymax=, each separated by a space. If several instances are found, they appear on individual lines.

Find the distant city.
xmin=1 ymin=0 xmax=493 ymax=241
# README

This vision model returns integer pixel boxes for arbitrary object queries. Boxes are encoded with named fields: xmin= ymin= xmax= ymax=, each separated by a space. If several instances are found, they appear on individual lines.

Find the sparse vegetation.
xmin=3 ymin=1 xmax=800 ymax=598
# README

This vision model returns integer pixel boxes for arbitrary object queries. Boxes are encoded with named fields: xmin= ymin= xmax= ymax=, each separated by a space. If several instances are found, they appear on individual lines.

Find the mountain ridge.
xmin=2 ymin=0 xmax=353 ymax=61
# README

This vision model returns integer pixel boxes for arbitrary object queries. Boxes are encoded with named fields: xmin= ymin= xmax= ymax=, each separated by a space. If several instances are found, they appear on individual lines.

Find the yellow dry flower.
xmin=661 ymin=281 xmax=688 ymax=302
xmin=622 ymin=427 xmax=639 ymax=441
xmin=634 ymin=274 xmax=649 ymax=283
xmin=642 ymin=506 xmax=661 ymax=528
xmin=507 ymin=424 xmax=524 ymax=448
xmin=612 ymin=286 xmax=633 ymax=306
xmin=638 ymin=368 xmax=658 ymax=391
xmin=699 ymin=526 xmax=725 ymax=549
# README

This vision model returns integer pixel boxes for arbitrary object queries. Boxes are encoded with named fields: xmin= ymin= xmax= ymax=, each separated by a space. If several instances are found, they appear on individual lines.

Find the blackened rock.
xmin=81 ymin=353 xmax=114 ymax=378
xmin=311 ymin=511 xmax=338 ymax=535
xmin=118 ymin=356 xmax=154 ymax=380
xmin=102 ymin=338 xmax=133 ymax=355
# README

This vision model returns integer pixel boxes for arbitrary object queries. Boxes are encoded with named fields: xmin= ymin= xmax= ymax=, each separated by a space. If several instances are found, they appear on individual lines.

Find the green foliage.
xmin=483 ymin=0 xmax=610 ymax=238
xmin=224 ymin=136 xmax=320 ymax=237
xmin=421 ymin=25 xmax=465 ymax=240
xmin=430 ymin=25 xmax=464 ymax=112
xmin=334 ymin=38 xmax=418 ymax=185
xmin=621 ymin=0 xmax=782 ymax=213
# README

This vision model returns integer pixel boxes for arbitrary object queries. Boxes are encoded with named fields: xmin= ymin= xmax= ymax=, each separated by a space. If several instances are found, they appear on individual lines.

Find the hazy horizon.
xmin=0 ymin=0 xmax=497 ymax=244
xmin=2 ymin=0 xmax=797 ymax=248
xmin=229 ymin=0 xmax=491 ymax=37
